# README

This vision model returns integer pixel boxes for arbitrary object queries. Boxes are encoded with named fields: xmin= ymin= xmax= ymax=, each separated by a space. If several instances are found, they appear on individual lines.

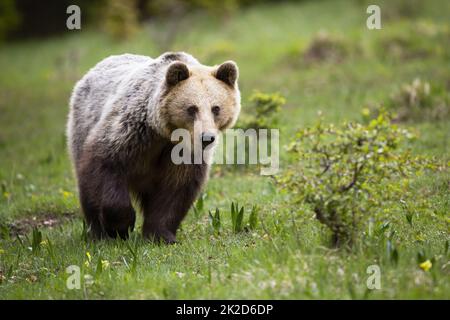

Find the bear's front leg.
xmin=78 ymin=176 xmax=104 ymax=240
xmin=140 ymin=185 xmax=198 ymax=244
xmin=100 ymin=173 xmax=136 ymax=239
xmin=78 ymin=156 xmax=136 ymax=240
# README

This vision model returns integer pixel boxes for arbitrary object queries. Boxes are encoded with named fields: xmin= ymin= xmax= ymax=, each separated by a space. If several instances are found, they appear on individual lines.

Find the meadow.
xmin=0 ymin=0 xmax=449 ymax=299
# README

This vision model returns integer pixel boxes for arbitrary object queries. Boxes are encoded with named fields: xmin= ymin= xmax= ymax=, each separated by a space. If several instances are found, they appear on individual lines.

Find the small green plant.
xmin=239 ymin=91 xmax=286 ymax=129
xmin=230 ymin=202 xmax=244 ymax=233
xmin=248 ymin=205 xmax=258 ymax=230
xmin=124 ymin=238 xmax=140 ymax=274
xmin=208 ymin=208 xmax=221 ymax=234
xmin=209 ymin=204 xmax=259 ymax=235
xmin=44 ymin=236 xmax=55 ymax=262
xmin=192 ymin=193 xmax=207 ymax=218
xmin=31 ymin=227 xmax=42 ymax=254
xmin=278 ymin=111 xmax=432 ymax=248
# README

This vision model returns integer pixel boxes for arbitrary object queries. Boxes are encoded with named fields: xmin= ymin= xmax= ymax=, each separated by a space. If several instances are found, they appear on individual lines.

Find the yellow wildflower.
xmin=419 ymin=260 xmax=432 ymax=272
xmin=85 ymin=251 xmax=92 ymax=267
xmin=60 ymin=189 xmax=73 ymax=199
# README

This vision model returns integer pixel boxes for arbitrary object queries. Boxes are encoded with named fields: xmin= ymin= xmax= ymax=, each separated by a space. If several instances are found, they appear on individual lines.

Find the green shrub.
xmin=303 ymin=31 xmax=350 ymax=64
xmin=208 ymin=208 xmax=221 ymax=234
xmin=387 ymin=78 xmax=450 ymax=122
xmin=278 ymin=112 xmax=432 ymax=248
xmin=377 ymin=33 xmax=433 ymax=60
xmin=380 ymin=0 xmax=425 ymax=20
xmin=359 ymin=0 xmax=425 ymax=21
xmin=375 ymin=22 xmax=450 ymax=61
xmin=239 ymin=91 xmax=286 ymax=129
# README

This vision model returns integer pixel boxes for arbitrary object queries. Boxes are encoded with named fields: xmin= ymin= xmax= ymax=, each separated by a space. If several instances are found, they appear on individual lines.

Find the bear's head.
xmin=158 ymin=60 xmax=241 ymax=151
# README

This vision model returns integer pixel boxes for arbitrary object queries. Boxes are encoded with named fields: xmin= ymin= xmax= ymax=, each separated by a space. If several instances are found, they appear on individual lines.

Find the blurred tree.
xmin=1 ymin=0 xmax=295 ymax=42
xmin=146 ymin=0 xmax=189 ymax=17
xmin=190 ymin=0 xmax=240 ymax=18
xmin=146 ymin=0 xmax=275 ymax=19
xmin=144 ymin=0 xmax=260 ymax=50
xmin=0 ymin=0 xmax=20 ymax=42
xmin=7 ymin=0 xmax=103 ymax=40
xmin=102 ymin=0 xmax=139 ymax=40
xmin=145 ymin=0 xmax=189 ymax=50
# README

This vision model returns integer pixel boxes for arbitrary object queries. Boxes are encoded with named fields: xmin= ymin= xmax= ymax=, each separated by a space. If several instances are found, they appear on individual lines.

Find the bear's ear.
xmin=166 ymin=62 xmax=190 ymax=87
xmin=215 ymin=61 xmax=238 ymax=87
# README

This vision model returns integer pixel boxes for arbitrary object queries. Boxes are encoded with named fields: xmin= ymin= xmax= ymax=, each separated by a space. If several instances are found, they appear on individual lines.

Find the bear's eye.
xmin=212 ymin=106 xmax=220 ymax=116
xmin=187 ymin=105 xmax=198 ymax=117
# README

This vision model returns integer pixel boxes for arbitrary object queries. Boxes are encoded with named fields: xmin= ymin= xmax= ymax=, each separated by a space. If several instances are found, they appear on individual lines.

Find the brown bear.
xmin=67 ymin=52 xmax=241 ymax=243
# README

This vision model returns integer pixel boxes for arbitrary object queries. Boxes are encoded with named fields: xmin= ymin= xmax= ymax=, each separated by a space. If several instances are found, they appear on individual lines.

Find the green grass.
xmin=0 ymin=0 xmax=449 ymax=299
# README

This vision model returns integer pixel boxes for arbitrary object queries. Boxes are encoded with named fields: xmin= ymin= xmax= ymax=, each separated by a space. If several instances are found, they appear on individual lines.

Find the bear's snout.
xmin=201 ymin=132 xmax=216 ymax=149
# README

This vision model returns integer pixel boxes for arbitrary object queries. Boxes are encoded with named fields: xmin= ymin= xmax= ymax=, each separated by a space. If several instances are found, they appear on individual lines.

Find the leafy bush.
xmin=239 ymin=91 xmax=286 ymax=129
xmin=278 ymin=112 xmax=433 ymax=248
xmin=386 ymin=78 xmax=449 ymax=122
xmin=303 ymin=31 xmax=350 ymax=64
xmin=375 ymin=22 xmax=450 ymax=61
xmin=377 ymin=33 xmax=433 ymax=60
xmin=379 ymin=0 xmax=425 ymax=20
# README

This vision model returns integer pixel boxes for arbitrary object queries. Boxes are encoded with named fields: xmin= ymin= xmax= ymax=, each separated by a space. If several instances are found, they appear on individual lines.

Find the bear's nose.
xmin=201 ymin=132 xmax=216 ymax=149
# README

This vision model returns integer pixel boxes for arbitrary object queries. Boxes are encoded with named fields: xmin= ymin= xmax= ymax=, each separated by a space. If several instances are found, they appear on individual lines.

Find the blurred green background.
xmin=0 ymin=0 xmax=448 ymax=299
